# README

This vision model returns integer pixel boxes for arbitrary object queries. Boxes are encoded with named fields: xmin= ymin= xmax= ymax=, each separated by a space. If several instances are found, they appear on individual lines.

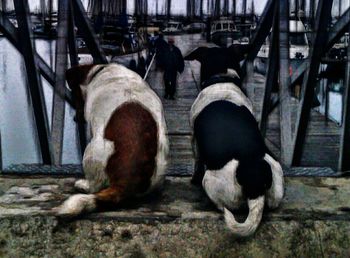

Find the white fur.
xmin=56 ymin=194 xmax=96 ymax=217
xmin=81 ymin=64 xmax=168 ymax=194
xmin=224 ymin=196 xmax=265 ymax=237
xmin=56 ymin=64 xmax=168 ymax=217
xmin=202 ymin=159 xmax=244 ymax=211
xmin=74 ymin=179 xmax=90 ymax=193
xmin=190 ymin=83 xmax=254 ymax=128
xmin=202 ymin=158 xmax=267 ymax=237
xmin=264 ymin=154 xmax=284 ymax=208
xmin=191 ymin=82 xmax=284 ymax=236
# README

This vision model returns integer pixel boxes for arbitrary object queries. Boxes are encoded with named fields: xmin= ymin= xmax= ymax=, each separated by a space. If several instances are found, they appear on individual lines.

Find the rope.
xmin=143 ymin=53 xmax=156 ymax=80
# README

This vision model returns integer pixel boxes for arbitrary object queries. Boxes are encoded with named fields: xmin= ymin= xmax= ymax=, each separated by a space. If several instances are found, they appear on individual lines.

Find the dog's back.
xmin=56 ymin=64 xmax=168 ymax=217
xmin=100 ymin=102 xmax=158 ymax=202
xmin=194 ymin=100 xmax=266 ymax=170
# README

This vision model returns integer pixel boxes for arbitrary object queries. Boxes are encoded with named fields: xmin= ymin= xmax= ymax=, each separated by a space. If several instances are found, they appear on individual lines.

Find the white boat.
xmin=255 ymin=19 xmax=309 ymax=74
xmin=183 ymin=22 xmax=206 ymax=34
xmin=162 ymin=21 xmax=183 ymax=35
xmin=210 ymin=18 xmax=241 ymax=47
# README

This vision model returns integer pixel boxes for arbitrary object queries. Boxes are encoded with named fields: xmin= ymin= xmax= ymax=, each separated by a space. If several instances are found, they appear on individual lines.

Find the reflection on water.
xmin=0 ymin=38 xmax=80 ymax=168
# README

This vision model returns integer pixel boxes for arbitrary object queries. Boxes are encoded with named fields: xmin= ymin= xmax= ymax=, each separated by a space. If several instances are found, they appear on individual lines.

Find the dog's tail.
xmin=224 ymin=195 xmax=265 ymax=237
xmin=55 ymin=186 xmax=122 ymax=217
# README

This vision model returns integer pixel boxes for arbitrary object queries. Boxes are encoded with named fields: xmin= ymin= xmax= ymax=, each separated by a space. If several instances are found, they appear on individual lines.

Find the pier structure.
xmin=0 ymin=1 xmax=349 ymax=255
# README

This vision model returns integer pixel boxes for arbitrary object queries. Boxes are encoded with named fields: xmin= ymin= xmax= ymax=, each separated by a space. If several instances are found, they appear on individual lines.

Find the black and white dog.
xmin=185 ymin=45 xmax=284 ymax=237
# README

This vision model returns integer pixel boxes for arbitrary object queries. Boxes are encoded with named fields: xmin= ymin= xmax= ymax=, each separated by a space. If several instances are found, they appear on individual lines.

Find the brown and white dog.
xmin=55 ymin=63 xmax=169 ymax=217
xmin=185 ymin=46 xmax=284 ymax=237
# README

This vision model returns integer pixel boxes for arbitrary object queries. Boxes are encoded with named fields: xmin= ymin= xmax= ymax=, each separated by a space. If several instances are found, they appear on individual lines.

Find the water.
xmin=0 ymin=38 xmax=80 ymax=168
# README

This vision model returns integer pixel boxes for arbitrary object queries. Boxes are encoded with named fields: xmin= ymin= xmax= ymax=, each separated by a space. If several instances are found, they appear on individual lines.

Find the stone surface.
xmin=0 ymin=175 xmax=349 ymax=257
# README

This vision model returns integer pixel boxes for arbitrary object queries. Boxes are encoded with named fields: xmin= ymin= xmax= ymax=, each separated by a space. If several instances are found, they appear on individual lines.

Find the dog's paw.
xmin=74 ymin=179 xmax=90 ymax=193
xmin=54 ymin=194 xmax=96 ymax=218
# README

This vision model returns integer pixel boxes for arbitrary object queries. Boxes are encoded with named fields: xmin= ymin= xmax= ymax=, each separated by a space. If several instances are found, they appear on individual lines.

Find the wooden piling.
xmin=278 ymin=0 xmax=293 ymax=166
xmin=51 ymin=0 xmax=70 ymax=165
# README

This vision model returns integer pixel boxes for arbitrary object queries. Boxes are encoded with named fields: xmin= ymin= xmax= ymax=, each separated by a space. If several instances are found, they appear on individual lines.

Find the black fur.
xmin=184 ymin=45 xmax=250 ymax=87
xmin=194 ymin=100 xmax=272 ymax=198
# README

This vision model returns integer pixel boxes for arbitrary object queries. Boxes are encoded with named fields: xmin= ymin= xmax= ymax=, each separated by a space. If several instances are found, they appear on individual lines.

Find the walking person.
xmin=162 ymin=37 xmax=184 ymax=100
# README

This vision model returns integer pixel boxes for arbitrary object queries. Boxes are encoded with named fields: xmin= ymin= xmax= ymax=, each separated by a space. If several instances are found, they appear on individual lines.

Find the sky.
xmin=7 ymin=0 xmax=350 ymax=17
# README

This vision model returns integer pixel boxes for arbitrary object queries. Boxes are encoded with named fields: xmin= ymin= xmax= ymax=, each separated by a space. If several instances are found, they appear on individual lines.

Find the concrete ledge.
xmin=0 ymin=176 xmax=350 ymax=257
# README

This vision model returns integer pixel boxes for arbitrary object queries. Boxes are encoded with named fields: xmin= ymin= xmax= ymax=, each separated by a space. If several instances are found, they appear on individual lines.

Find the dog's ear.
xmin=65 ymin=64 xmax=96 ymax=90
xmin=228 ymin=44 xmax=251 ymax=62
xmin=184 ymin=47 xmax=208 ymax=63
xmin=66 ymin=64 xmax=95 ymax=123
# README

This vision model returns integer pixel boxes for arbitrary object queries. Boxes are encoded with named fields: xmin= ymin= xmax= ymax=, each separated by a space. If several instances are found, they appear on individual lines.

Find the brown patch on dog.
xmin=95 ymin=102 xmax=158 ymax=205
xmin=66 ymin=64 xmax=95 ymax=121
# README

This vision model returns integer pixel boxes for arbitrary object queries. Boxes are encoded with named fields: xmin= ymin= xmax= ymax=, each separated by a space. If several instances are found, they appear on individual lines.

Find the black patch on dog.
xmin=185 ymin=47 xmax=242 ymax=86
xmin=184 ymin=45 xmax=250 ymax=88
xmin=236 ymin=159 xmax=272 ymax=199
xmin=194 ymin=100 xmax=272 ymax=198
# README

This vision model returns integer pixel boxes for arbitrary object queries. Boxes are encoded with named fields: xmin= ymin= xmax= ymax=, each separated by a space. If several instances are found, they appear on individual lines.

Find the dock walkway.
xmin=146 ymin=33 xmax=341 ymax=175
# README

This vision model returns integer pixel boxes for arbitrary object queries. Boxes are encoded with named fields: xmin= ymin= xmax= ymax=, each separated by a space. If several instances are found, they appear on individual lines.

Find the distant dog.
xmin=185 ymin=46 xmax=284 ymax=237
xmin=56 ymin=63 xmax=168 ymax=217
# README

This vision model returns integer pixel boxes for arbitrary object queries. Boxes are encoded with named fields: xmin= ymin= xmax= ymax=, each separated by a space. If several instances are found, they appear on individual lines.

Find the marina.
xmin=0 ymin=0 xmax=350 ymax=256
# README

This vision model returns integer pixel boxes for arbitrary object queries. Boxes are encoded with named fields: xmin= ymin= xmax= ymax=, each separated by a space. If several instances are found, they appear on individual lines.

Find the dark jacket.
xmin=162 ymin=45 xmax=184 ymax=80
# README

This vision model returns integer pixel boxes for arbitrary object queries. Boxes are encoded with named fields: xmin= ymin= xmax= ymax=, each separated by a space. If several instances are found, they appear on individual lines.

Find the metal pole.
xmin=68 ymin=1 xmax=87 ymax=158
xmin=291 ymin=0 xmax=334 ymax=166
xmin=14 ymin=0 xmax=53 ymax=164
xmin=338 ymin=24 xmax=350 ymax=172
xmin=72 ymin=0 xmax=108 ymax=64
xmin=241 ymin=0 xmax=274 ymax=78
xmin=0 ymin=12 xmax=74 ymax=106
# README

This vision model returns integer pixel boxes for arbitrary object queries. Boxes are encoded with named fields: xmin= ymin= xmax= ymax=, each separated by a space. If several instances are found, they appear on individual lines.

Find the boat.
xmin=210 ymin=18 xmax=241 ymax=47
xmin=162 ymin=21 xmax=183 ymax=35
xmin=183 ymin=22 xmax=206 ymax=34
xmin=32 ymin=22 xmax=57 ymax=38
xmin=255 ymin=19 xmax=309 ymax=75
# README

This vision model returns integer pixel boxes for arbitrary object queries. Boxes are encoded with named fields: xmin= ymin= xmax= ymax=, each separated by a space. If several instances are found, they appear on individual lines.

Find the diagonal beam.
xmin=72 ymin=0 xmax=108 ymax=64
xmin=290 ymin=8 xmax=350 ymax=86
xmin=0 ymin=11 xmax=74 ymax=107
xmin=14 ymin=0 xmax=53 ymax=164
xmin=327 ymin=8 xmax=350 ymax=50
xmin=291 ymin=0 xmax=334 ymax=166
xmin=241 ymin=0 xmax=274 ymax=78
xmin=68 ymin=1 xmax=87 ymax=157
xmin=269 ymin=8 xmax=350 ymax=117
